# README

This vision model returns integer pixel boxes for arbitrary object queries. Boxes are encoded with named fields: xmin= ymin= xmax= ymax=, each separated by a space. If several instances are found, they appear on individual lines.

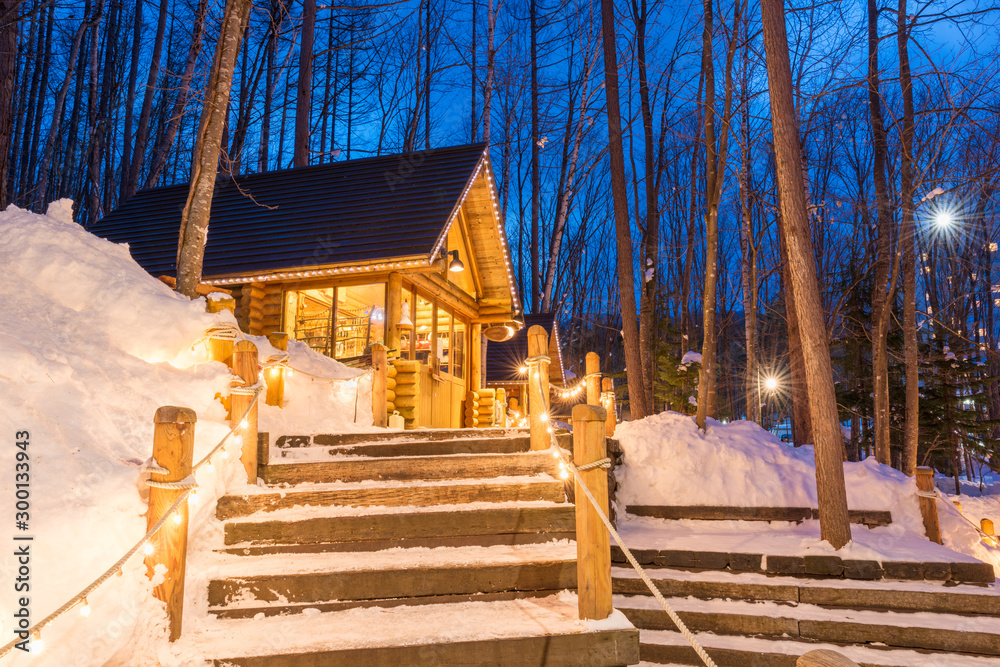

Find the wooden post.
xmin=146 ymin=406 xmax=196 ymax=642
xmin=586 ymin=351 xmax=601 ymax=406
xmin=601 ymin=377 xmax=616 ymax=437
xmin=796 ymin=649 xmax=861 ymax=667
xmin=232 ymin=340 xmax=259 ymax=484
xmin=372 ymin=343 xmax=388 ymax=427
xmin=527 ymin=325 xmax=551 ymax=450
xmin=265 ymin=332 xmax=288 ymax=408
xmin=916 ymin=467 xmax=942 ymax=544
xmin=496 ymin=387 xmax=507 ymax=427
xmin=386 ymin=272 xmax=402 ymax=353
xmin=471 ymin=323 xmax=483 ymax=392
xmin=573 ymin=404 xmax=612 ymax=620
xmin=982 ymin=518 xmax=995 ymax=537
xmin=206 ymin=294 xmax=235 ymax=314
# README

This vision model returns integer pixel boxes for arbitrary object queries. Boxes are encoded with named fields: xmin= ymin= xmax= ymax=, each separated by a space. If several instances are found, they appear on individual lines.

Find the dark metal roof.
xmin=485 ymin=313 xmax=565 ymax=386
xmin=91 ymin=144 xmax=488 ymax=278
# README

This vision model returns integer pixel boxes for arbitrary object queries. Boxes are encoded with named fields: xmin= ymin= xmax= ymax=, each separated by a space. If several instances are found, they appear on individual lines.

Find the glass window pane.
xmin=335 ymin=283 xmax=385 ymax=361
xmin=452 ymin=317 xmax=465 ymax=379
xmin=414 ymin=294 xmax=433 ymax=364
xmin=437 ymin=307 xmax=452 ymax=375
xmin=400 ymin=284 xmax=414 ymax=360
xmin=289 ymin=288 xmax=335 ymax=356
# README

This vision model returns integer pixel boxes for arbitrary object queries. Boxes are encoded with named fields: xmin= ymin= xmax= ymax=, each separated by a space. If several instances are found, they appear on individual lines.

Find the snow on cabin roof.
xmin=91 ymin=144 xmax=489 ymax=279
xmin=485 ymin=313 xmax=566 ymax=386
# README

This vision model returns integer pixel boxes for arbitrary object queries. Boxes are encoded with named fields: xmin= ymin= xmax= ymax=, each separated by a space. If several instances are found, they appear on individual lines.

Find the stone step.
xmin=209 ymin=558 xmax=578 ymax=611
xmin=636 ymin=628 xmax=999 ymax=667
xmin=308 ymin=436 xmax=532 ymax=458
xmin=274 ymin=430 xmax=573 ymax=455
xmin=610 ymin=545 xmax=996 ymax=585
xmin=218 ymin=531 xmax=575 ymax=556
xmin=190 ymin=596 xmax=638 ymax=666
xmin=223 ymin=504 xmax=577 ymax=549
xmin=261 ymin=451 xmax=561 ymax=485
xmin=216 ymin=476 xmax=566 ymax=519
xmin=277 ymin=428 xmax=531 ymax=448
xmin=613 ymin=594 xmax=1000 ymax=656
xmin=612 ymin=567 xmax=1000 ymax=616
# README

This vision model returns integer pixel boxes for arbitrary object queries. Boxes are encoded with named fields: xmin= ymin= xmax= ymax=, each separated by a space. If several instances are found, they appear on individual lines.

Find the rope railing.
xmin=0 ymin=489 xmax=193 ymax=659
xmin=549 ymin=445 xmax=719 ymax=667
xmin=921 ymin=488 xmax=1000 ymax=547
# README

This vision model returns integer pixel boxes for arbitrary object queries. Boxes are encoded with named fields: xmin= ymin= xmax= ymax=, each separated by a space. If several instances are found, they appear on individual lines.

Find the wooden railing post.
xmin=573 ymin=404 xmax=612 ymax=620
xmin=232 ymin=340 xmax=259 ymax=484
xmin=147 ymin=406 xmax=196 ymax=642
xmin=586 ymin=351 xmax=601 ymax=406
xmin=206 ymin=293 xmax=235 ymax=315
xmin=982 ymin=518 xmax=995 ymax=537
xmin=916 ymin=467 xmax=942 ymax=544
xmin=372 ymin=343 xmax=388 ymax=427
xmin=601 ymin=377 xmax=617 ymax=437
xmin=527 ymin=325 xmax=551 ymax=450
xmin=265 ymin=332 xmax=288 ymax=408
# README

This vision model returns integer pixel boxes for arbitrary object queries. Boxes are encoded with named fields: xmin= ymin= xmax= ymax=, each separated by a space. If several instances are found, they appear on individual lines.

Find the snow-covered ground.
xmin=613 ymin=411 xmax=1000 ymax=573
xmin=0 ymin=202 xmax=373 ymax=665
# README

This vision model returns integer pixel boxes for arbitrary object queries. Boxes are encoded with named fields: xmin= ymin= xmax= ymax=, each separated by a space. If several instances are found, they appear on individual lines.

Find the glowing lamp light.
xmin=79 ymin=598 xmax=90 ymax=617
xmin=764 ymin=377 xmax=778 ymax=391
xmin=518 ymin=366 xmax=528 ymax=374
xmin=935 ymin=210 xmax=954 ymax=228
xmin=30 ymin=633 xmax=42 ymax=654
xmin=448 ymin=250 xmax=465 ymax=272
xmin=173 ymin=513 xmax=183 ymax=525
xmin=143 ymin=542 xmax=154 ymax=556
xmin=240 ymin=419 xmax=249 ymax=430
xmin=540 ymin=413 xmax=550 ymax=423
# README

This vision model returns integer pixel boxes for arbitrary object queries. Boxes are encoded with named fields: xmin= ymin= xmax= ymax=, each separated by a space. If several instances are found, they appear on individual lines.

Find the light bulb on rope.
xmin=173 ymin=513 xmax=183 ymax=525
xmin=143 ymin=542 xmax=154 ymax=556
xmin=79 ymin=598 xmax=91 ymax=617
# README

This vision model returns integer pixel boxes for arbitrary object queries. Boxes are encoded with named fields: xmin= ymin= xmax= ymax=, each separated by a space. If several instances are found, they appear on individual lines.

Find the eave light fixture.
xmin=448 ymin=250 xmax=465 ymax=272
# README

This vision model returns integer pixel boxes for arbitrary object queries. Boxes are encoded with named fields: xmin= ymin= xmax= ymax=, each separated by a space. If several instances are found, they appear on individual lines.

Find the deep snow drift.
xmin=0 ymin=202 xmax=370 ymax=665
xmin=613 ymin=411 xmax=1000 ymax=573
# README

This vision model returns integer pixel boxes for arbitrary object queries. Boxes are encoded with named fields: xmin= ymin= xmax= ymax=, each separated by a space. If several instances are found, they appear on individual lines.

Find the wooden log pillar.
xmin=372 ymin=343 xmax=388 ymax=427
xmin=265 ymin=332 xmax=288 ymax=408
xmin=797 ymin=649 xmax=861 ymax=666
xmin=586 ymin=351 xmax=601 ymax=406
xmin=527 ymin=325 xmax=551 ymax=450
xmin=206 ymin=294 xmax=235 ymax=314
xmin=916 ymin=467 xmax=942 ymax=544
xmin=471 ymin=323 xmax=483 ymax=392
xmin=232 ymin=340 xmax=259 ymax=484
xmin=386 ymin=272 xmax=402 ymax=353
xmin=496 ymin=387 xmax=507 ymax=427
xmin=572 ymin=404 xmax=611 ymax=621
xmin=146 ymin=406 xmax=196 ymax=642
xmin=601 ymin=377 xmax=616 ymax=437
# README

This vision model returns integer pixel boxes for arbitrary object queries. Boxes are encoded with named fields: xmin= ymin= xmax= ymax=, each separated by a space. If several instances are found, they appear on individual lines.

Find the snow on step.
xmin=170 ymin=592 xmax=637 ymax=665
xmin=202 ymin=540 xmax=578 ymax=579
xmin=617 ymin=514 xmax=984 ymax=564
xmin=638 ymin=628 xmax=1000 ymax=667
xmin=225 ymin=498 xmax=570 ymax=524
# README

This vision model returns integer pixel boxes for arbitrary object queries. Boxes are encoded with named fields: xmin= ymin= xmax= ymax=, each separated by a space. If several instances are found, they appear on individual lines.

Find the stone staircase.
xmin=611 ymin=528 xmax=1000 ymax=666
xmin=177 ymin=429 xmax=640 ymax=666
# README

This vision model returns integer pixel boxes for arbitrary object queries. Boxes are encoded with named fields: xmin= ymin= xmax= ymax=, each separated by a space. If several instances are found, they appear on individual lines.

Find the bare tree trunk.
xmin=259 ymin=0 xmax=286 ymax=171
xmin=482 ymin=0 xmax=495 ymax=143
xmin=0 ymin=1 xmax=20 ymax=206
xmin=760 ymin=0 xmax=851 ymax=549
xmin=679 ymin=71 xmax=704 ymax=361
xmin=599 ymin=0 xmax=647 ymax=420
xmin=633 ymin=0 xmax=657 ymax=413
xmin=697 ymin=0 xmax=740 ymax=429
xmin=739 ymin=78 xmax=758 ymax=423
xmin=868 ymin=0 xmax=894 ymax=465
xmin=424 ymin=0 xmax=431 ymax=148
xmin=145 ymin=0 xmax=209 ymax=189
xmin=87 ymin=0 xmax=118 ymax=225
xmin=120 ymin=0 xmax=143 ymax=199
xmin=529 ymin=0 xmax=540 ymax=311
xmin=176 ymin=0 xmax=252 ymax=297
xmin=294 ymin=0 xmax=316 ymax=168
xmin=779 ymin=207 xmax=813 ymax=443
xmin=898 ymin=0 xmax=919 ymax=476
xmin=124 ymin=0 xmax=167 ymax=199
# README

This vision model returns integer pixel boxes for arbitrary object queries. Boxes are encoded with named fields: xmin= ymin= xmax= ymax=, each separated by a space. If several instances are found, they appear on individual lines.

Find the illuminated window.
xmin=283 ymin=283 xmax=386 ymax=361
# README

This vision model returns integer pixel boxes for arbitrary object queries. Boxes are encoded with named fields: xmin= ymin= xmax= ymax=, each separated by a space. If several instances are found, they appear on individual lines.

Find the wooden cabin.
xmin=93 ymin=144 xmax=523 ymax=429
xmin=485 ymin=313 xmax=567 ymax=421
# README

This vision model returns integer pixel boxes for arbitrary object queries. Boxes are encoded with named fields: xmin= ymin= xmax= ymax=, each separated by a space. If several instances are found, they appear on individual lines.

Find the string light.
xmin=79 ymin=598 xmax=90 ymax=618
xmin=143 ymin=542 xmax=154 ymax=556
xmin=30 ymin=631 xmax=42 ymax=654
xmin=173 ymin=514 xmax=183 ymax=525
xmin=239 ymin=419 xmax=249 ymax=430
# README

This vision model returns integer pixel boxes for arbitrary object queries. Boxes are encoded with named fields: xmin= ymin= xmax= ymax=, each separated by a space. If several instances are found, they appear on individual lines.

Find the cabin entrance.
xmin=400 ymin=286 xmax=468 ymax=429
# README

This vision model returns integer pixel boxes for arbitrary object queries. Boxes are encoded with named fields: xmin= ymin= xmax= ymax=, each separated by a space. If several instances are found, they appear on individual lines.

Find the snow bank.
xmin=613 ymin=411 xmax=999 ymax=571
xmin=0 ymin=202 xmax=369 ymax=665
